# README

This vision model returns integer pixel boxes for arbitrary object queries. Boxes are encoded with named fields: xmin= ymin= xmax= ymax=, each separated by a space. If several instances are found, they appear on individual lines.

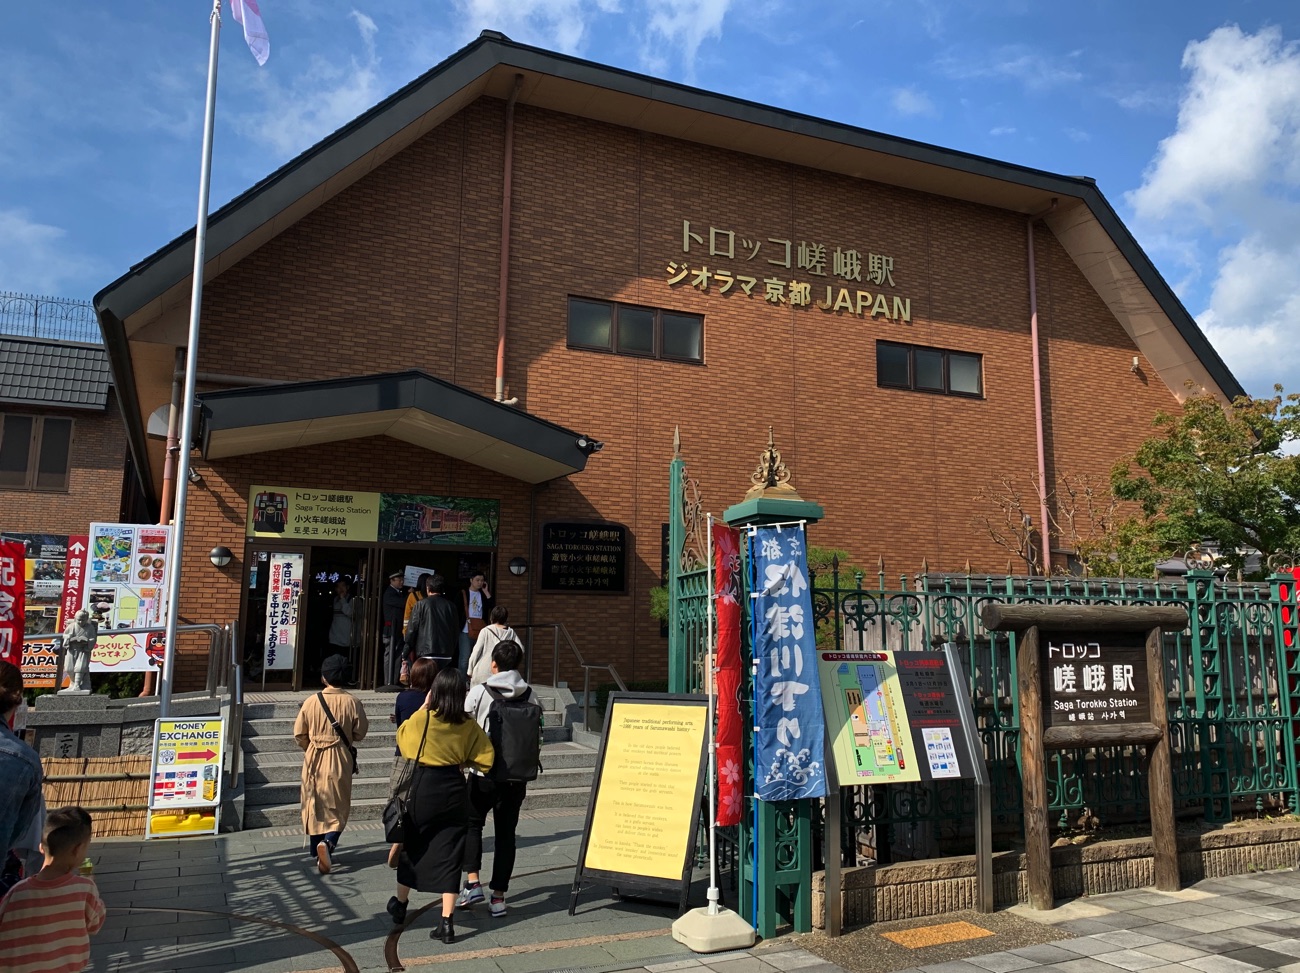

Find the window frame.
xmin=566 ymin=297 xmax=704 ymax=364
xmin=0 ymin=413 xmax=74 ymax=492
xmin=876 ymin=341 xmax=984 ymax=399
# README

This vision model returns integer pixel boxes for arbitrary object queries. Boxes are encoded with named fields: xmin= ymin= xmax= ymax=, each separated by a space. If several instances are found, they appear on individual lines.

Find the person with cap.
xmin=293 ymin=654 xmax=369 ymax=874
xmin=381 ymin=571 xmax=407 ymax=690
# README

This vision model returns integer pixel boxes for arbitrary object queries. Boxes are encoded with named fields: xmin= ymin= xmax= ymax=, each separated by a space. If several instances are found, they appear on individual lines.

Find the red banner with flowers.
xmin=0 ymin=540 xmax=25 ymax=667
xmin=712 ymin=523 xmax=744 ymax=825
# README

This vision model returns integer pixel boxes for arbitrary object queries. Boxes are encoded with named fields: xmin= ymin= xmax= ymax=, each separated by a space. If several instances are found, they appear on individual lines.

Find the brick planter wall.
xmin=813 ymin=822 xmax=1300 ymax=927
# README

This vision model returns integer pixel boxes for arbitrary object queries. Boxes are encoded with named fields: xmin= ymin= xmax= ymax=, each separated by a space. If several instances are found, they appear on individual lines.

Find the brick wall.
xmin=0 ymin=391 xmax=127 ymax=535
xmin=169 ymin=97 xmax=1184 ymax=689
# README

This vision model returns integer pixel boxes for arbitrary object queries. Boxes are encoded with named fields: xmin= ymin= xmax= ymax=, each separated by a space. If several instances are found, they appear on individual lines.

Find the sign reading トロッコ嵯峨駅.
xmin=1041 ymin=633 xmax=1151 ymax=728
xmin=667 ymin=219 xmax=913 ymax=323
xmin=540 ymin=522 xmax=627 ymax=593
xmin=247 ymin=486 xmax=499 ymax=546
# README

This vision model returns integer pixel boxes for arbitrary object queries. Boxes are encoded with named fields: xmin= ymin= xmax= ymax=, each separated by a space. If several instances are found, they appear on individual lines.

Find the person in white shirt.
xmin=466 ymin=607 xmax=517 ymax=687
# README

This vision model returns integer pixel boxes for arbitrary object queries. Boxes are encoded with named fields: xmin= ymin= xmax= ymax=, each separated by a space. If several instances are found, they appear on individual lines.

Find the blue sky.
xmin=1 ymin=1 xmax=1298 ymax=396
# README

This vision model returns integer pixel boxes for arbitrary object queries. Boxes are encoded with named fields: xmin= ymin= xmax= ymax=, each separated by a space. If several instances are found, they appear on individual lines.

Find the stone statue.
xmin=59 ymin=609 xmax=97 ymax=694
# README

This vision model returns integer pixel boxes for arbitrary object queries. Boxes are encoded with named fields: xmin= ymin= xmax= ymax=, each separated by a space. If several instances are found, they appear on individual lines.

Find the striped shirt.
xmin=0 ymin=871 xmax=105 ymax=973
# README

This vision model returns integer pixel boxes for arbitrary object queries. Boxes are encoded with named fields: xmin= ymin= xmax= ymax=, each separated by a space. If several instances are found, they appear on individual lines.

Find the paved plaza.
xmin=84 ymin=811 xmax=1300 ymax=973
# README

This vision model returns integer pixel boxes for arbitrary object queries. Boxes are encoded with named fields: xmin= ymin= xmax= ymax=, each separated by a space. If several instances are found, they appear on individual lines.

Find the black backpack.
xmin=485 ymin=685 xmax=542 ymax=782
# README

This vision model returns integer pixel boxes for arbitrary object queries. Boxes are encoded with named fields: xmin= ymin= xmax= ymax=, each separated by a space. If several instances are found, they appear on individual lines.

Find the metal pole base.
xmin=671 ymin=906 xmax=758 ymax=953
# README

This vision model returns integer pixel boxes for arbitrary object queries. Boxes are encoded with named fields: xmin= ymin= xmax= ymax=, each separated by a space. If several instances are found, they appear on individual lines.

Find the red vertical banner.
xmin=0 ymin=540 xmax=25 ymax=667
xmin=712 ymin=523 xmax=744 ymax=826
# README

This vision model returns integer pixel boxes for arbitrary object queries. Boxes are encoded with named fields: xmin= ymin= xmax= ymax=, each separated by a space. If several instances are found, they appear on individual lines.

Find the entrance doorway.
xmin=242 ymin=541 xmax=495 ymax=691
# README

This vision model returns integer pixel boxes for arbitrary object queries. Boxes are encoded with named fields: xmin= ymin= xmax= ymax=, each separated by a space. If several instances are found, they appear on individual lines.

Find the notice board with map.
xmin=816 ymin=649 xmax=979 ymax=784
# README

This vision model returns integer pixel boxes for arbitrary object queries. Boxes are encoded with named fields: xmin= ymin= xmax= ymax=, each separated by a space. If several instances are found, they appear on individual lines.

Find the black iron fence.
xmin=0 ymin=292 xmax=101 ymax=344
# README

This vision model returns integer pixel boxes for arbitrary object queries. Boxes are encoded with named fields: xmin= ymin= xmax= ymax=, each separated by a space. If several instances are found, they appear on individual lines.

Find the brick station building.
xmin=94 ymin=32 xmax=1242 ymax=693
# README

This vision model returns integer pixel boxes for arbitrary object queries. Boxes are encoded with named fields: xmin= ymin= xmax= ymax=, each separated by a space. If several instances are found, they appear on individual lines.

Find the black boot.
xmin=386 ymin=896 xmax=407 ymax=925
xmin=431 ymin=913 xmax=455 ymax=944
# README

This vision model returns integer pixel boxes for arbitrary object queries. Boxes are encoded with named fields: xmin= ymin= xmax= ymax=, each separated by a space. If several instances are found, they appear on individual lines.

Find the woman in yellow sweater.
xmin=387 ymin=666 xmax=493 ymax=944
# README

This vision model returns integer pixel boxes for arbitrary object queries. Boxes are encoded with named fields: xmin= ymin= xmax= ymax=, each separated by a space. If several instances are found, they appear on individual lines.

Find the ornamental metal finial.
xmin=673 ymin=425 xmax=681 ymax=459
xmin=744 ymin=426 xmax=803 ymax=501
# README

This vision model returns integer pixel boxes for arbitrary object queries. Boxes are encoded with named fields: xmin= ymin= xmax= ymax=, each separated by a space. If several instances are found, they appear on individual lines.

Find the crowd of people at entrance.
xmin=296 ymin=572 xmax=541 ymax=945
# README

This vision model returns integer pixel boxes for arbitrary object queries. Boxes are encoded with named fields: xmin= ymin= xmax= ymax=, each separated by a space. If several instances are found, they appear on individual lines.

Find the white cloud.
xmin=936 ymin=45 xmax=1083 ymax=91
xmin=990 ymin=126 xmax=1016 ymax=136
xmin=0 ymin=209 xmax=106 ymax=295
xmin=453 ymin=0 xmax=620 ymax=54
xmin=1127 ymin=25 xmax=1300 ymax=394
xmin=642 ymin=0 xmax=732 ymax=77
xmin=891 ymin=86 xmax=936 ymax=117
xmin=233 ymin=9 xmax=384 ymax=160
xmin=1064 ymin=126 xmax=1090 ymax=142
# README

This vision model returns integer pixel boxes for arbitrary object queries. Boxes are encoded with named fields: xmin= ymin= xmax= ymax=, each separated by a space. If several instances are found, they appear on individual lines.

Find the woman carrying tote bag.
xmin=386 ymin=667 xmax=493 ymax=944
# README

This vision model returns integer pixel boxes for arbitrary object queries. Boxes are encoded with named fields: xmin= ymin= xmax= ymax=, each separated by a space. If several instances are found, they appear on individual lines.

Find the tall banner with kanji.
xmin=712 ymin=523 xmax=744 ymax=825
xmin=749 ymin=524 xmax=826 ymax=801
xmin=0 ymin=540 xmax=26 ymax=666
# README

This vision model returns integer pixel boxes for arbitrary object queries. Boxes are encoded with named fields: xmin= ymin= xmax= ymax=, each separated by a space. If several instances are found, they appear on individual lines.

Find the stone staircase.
xmin=239 ymin=687 xmax=597 ymax=829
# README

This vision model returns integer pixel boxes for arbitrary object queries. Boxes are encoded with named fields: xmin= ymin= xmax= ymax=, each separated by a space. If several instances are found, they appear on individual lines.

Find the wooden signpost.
xmin=980 ymin=604 xmax=1188 ymax=911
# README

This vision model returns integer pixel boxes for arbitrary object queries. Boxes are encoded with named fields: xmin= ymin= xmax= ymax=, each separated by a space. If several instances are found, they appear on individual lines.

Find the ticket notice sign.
xmin=569 ymin=694 xmax=709 ymax=914
xmin=817 ymin=648 xmax=978 ymax=784
xmin=145 ymin=718 xmax=224 ymax=838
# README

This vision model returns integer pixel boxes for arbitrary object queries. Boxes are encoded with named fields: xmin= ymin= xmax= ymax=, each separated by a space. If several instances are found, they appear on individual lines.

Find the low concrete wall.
xmin=27 ymin=691 xmax=224 ymax=759
xmin=814 ymin=822 xmax=1300 ymax=928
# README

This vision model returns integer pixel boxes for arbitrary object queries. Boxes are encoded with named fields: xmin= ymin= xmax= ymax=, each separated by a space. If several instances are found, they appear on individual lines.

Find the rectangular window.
xmin=0 ymin=414 xmax=73 ymax=491
xmin=567 ymin=298 xmax=704 ymax=363
xmin=876 ymin=342 xmax=983 ymax=398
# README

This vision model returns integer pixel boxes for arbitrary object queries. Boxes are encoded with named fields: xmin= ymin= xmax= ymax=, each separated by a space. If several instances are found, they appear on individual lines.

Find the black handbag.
xmin=382 ymin=712 xmax=430 ymax=843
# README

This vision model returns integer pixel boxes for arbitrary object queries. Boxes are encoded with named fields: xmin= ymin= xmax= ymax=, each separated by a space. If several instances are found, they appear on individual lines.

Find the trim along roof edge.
xmin=93 ymin=29 xmax=1244 ymax=420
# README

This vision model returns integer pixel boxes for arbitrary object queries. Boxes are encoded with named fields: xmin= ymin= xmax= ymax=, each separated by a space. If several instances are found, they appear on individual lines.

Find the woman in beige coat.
xmin=294 ymin=654 xmax=368 ymax=874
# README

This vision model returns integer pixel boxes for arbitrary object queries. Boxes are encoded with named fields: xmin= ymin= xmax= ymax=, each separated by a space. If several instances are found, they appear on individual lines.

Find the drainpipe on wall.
xmin=1027 ymin=199 xmax=1058 ymax=576
xmin=495 ymin=74 xmax=524 ymax=407
xmin=144 ymin=347 xmax=185 ymax=697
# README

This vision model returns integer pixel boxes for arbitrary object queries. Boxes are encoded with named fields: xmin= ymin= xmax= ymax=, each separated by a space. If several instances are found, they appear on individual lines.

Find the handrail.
xmin=513 ymin=621 xmax=627 ymax=730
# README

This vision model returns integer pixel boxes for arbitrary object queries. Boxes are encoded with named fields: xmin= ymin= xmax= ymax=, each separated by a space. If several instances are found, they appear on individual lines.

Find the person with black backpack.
xmin=456 ymin=640 xmax=541 ymax=917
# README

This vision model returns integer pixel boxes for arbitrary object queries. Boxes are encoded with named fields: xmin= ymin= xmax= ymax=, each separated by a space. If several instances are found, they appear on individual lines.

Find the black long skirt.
xmin=397 ymin=764 xmax=467 ymax=894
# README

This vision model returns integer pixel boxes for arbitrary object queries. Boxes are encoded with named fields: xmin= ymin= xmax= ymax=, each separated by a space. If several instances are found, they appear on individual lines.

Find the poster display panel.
xmin=817 ymin=648 xmax=978 ymax=784
xmin=145 ymin=718 xmax=223 ymax=838
xmin=2 ymin=533 xmax=74 ymax=686
xmin=246 ymin=485 xmax=499 ymax=546
xmin=264 ymin=552 xmax=304 ymax=671
xmin=0 ymin=540 xmax=25 ymax=666
xmin=84 ymin=523 xmax=171 ymax=673
xmin=570 ymin=694 xmax=709 ymax=914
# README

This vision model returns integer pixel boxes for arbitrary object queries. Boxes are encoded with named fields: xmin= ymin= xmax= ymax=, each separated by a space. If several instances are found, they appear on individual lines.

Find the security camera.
xmin=576 ymin=437 xmax=604 ymax=455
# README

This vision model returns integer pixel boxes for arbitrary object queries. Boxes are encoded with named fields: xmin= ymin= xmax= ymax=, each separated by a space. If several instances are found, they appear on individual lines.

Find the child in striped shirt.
xmin=0 ymin=806 xmax=105 ymax=973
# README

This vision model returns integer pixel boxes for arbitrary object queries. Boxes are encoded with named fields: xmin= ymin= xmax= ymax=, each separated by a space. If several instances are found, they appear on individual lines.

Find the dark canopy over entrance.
xmin=197 ymin=370 xmax=595 ymax=482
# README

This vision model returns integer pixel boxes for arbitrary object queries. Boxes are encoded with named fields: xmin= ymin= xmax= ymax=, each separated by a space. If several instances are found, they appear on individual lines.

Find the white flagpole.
xmin=705 ymin=514 xmax=720 ymax=916
xmin=159 ymin=0 xmax=223 ymax=719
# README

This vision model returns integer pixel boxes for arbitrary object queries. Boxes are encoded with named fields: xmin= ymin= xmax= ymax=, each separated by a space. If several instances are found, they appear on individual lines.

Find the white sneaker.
xmin=455 ymin=884 xmax=485 ymax=908
xmin=489 ymin=894 xmax=506 ymax=917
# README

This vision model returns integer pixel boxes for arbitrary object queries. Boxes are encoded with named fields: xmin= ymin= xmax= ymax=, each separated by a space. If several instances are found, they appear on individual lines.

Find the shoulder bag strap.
xmin=316 ymin=692 xmax=350 ymax=746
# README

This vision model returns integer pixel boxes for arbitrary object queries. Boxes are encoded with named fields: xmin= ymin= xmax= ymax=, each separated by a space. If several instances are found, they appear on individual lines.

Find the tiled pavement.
xmin=82 ymin=811 xmax=1300 ymax=973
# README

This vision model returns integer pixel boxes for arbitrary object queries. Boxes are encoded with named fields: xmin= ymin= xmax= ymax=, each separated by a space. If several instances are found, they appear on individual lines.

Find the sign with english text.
xmin=1041 ymin=633 xmax=1151 ymax=728
xmin=750 ymin=524 xmax=826 ymax=801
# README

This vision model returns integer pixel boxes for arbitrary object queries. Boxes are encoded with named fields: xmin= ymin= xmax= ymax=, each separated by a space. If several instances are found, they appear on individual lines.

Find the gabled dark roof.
xmin=0 ymin=336 xmax=112 ymax=410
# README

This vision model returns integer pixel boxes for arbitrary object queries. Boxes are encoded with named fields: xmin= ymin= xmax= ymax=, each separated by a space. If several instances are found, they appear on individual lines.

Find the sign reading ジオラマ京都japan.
xmin=540 ymin=522 xmax=628 ymax=593
xmin=1042 ymin=633 xmax=1151 ymax=729
xmin=667 ymin=219 xmax=913 ymax=322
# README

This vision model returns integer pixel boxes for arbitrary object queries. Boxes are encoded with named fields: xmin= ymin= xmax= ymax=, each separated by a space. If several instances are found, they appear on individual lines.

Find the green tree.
xmin=1111 ymin=386 xmax=1300 ymax=574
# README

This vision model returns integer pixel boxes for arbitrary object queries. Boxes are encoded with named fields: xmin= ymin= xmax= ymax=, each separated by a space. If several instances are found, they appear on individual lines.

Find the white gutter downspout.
xmin=1027 ymin=199 xmax=1058 ymax=575
xmin=494 ymin=74 xmax=524 ymax=406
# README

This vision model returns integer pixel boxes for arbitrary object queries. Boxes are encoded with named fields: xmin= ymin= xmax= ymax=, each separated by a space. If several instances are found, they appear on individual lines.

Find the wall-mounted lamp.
xmin=576 ymin=436 xmax=604 ymax=456
xmin=1131 ymin=356 xmax=1140 ymax=374
xmin=209 ymin=546 xmax=233 ymax=568
xmin=508 ymin=556 xmax=529 ymax=576
xmin=188 ymin=467 xmax=204 ymax=484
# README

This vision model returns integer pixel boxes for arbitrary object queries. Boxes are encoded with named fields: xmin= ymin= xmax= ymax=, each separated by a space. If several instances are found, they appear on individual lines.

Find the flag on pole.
xmin=230 ymin=0 xmax=270 ymax=65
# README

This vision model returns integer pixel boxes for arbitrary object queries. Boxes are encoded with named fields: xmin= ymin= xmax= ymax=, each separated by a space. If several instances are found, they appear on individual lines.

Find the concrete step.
xmin=241 ymin=723 xmax=570 ymax=753
xmin=242 ymin=780 xmax=594 ymax=829
xmin=243 ymin=742 xmax=599 ymax=785
xmin=242 ymin=693 xmax=563 ymax=721
xmin=243 ymin=767 xmax=596 ymax=815
xmin=243 ymin=709 xmax=568 ymax=740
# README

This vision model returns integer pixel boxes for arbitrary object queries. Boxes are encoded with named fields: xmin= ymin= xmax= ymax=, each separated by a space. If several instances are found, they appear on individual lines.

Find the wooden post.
xmin=1017 ymin=624 xmax=1053 ymax=911
xmin=1146 ymin=624 xmax=1180 ymax=891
